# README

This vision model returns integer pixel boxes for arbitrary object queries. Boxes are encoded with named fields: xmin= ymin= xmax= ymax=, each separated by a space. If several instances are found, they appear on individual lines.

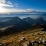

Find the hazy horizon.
xmin=0 ymin=0 xmax=46 ymax=21
xmin=0 ymin=14 xmax=46 ymax=20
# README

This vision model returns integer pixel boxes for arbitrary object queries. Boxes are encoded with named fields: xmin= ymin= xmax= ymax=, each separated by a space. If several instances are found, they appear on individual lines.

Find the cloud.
xmin=0 ymin=0 xmax=5 ymax=3
xmin=0 ymin=0 xmax=19 ymax=8
xmin=0 ymin=0 xmax=45 ymax=14
xmin=0 ymin=7 xmax=42 ymax=14
xmin=14 ymin=3 xmax=19 ymax=7
xmin=0 ymin=0 xmax=13 ymax=7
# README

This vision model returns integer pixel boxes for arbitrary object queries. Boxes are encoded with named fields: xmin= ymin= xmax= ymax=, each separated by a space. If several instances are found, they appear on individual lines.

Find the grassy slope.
xmin=0 ymin=27 xmax=46 ymax=46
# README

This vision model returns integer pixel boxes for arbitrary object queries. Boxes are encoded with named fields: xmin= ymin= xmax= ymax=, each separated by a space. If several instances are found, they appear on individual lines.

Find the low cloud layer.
xmin=0 ymin=7 xmax=41 ymax=14
xmin=0 ymin=0 xmax=45 ymax=14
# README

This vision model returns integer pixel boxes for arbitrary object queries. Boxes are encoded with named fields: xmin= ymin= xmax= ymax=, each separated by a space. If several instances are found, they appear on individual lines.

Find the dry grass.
xmin=0 ymin=28 xmax=46 ymax=46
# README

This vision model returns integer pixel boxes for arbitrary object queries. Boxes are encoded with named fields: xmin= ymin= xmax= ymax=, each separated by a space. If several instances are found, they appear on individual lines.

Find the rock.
xmin=42 ymin=38 xmax=46 ymax=43
xmin=30 ymin=41 xmax=34 ymax=46
xmin=38 ymin=32 xmax=43 ymax=35
xmin=23 ymin=44 xmax=28 ymax=46
xmin=32 ymin=34 xmax=36 ymax=36
xmin=38 ymin=41 xmax=42 ymax=44
xmin=35 ymin=37 xmax=39 ymax=40
xmin=39 ymin=38 xmax=42 ymax=41
xmin=23 ymin=40 xmax=34 ymax=46
xmin=26 ymin=41 xmax=30 ymax=44
xmin=0 ymin=42 xmax=3 ymax=46
xmin=20 ymin=37 xmax=25 ymax=41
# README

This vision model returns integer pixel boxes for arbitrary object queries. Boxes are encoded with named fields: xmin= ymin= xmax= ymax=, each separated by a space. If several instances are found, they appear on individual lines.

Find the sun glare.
xmin=0 ymin=6 xmax=5 ymax=13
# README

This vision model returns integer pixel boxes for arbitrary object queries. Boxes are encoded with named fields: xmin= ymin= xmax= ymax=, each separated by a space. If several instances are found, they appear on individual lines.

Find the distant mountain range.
xmin=0 ymin=16 xmax=46 ymax=37
xmin=23 ymin=17 xmax=46 ymax=24
xmin=0 ymin=17 xmax=13 ymax=22
xmin=0 ymin=16 xmax=46 ymax=27
xmin=0 ymin=12 xmax=46 ymax=21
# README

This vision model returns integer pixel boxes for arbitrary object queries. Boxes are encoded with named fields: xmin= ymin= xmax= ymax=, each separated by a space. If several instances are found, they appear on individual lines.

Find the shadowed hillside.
xmin=0 ymin=17 xmax=46 ymax=46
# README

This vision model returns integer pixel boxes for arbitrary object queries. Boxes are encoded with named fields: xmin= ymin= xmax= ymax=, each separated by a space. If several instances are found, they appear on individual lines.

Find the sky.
xmin=0 ymin=0 xmax=46 ymax=14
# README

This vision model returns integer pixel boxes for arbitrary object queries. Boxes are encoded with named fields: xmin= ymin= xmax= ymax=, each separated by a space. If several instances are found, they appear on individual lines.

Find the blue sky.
xmin=10 ymin=0 xmax=46 ymax=11
xmin=0 ymin=0 xmax=46 ymax=14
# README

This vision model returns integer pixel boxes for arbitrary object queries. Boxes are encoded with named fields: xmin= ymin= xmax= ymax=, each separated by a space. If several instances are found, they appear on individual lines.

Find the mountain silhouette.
xmin=0 ymin=17 xmax=46 ymax=28
xmin=36 ymin=17 xmax=46 ymax=24
xmin=0 ymin=17 xmax=46 ymax=37
xmin=23 ymin=17 xmax=36 ymax=24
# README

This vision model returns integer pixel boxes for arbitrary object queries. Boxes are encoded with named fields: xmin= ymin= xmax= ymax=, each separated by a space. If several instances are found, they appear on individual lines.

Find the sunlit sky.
xmin=0 ymin=0 xmax=46 ymax=14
